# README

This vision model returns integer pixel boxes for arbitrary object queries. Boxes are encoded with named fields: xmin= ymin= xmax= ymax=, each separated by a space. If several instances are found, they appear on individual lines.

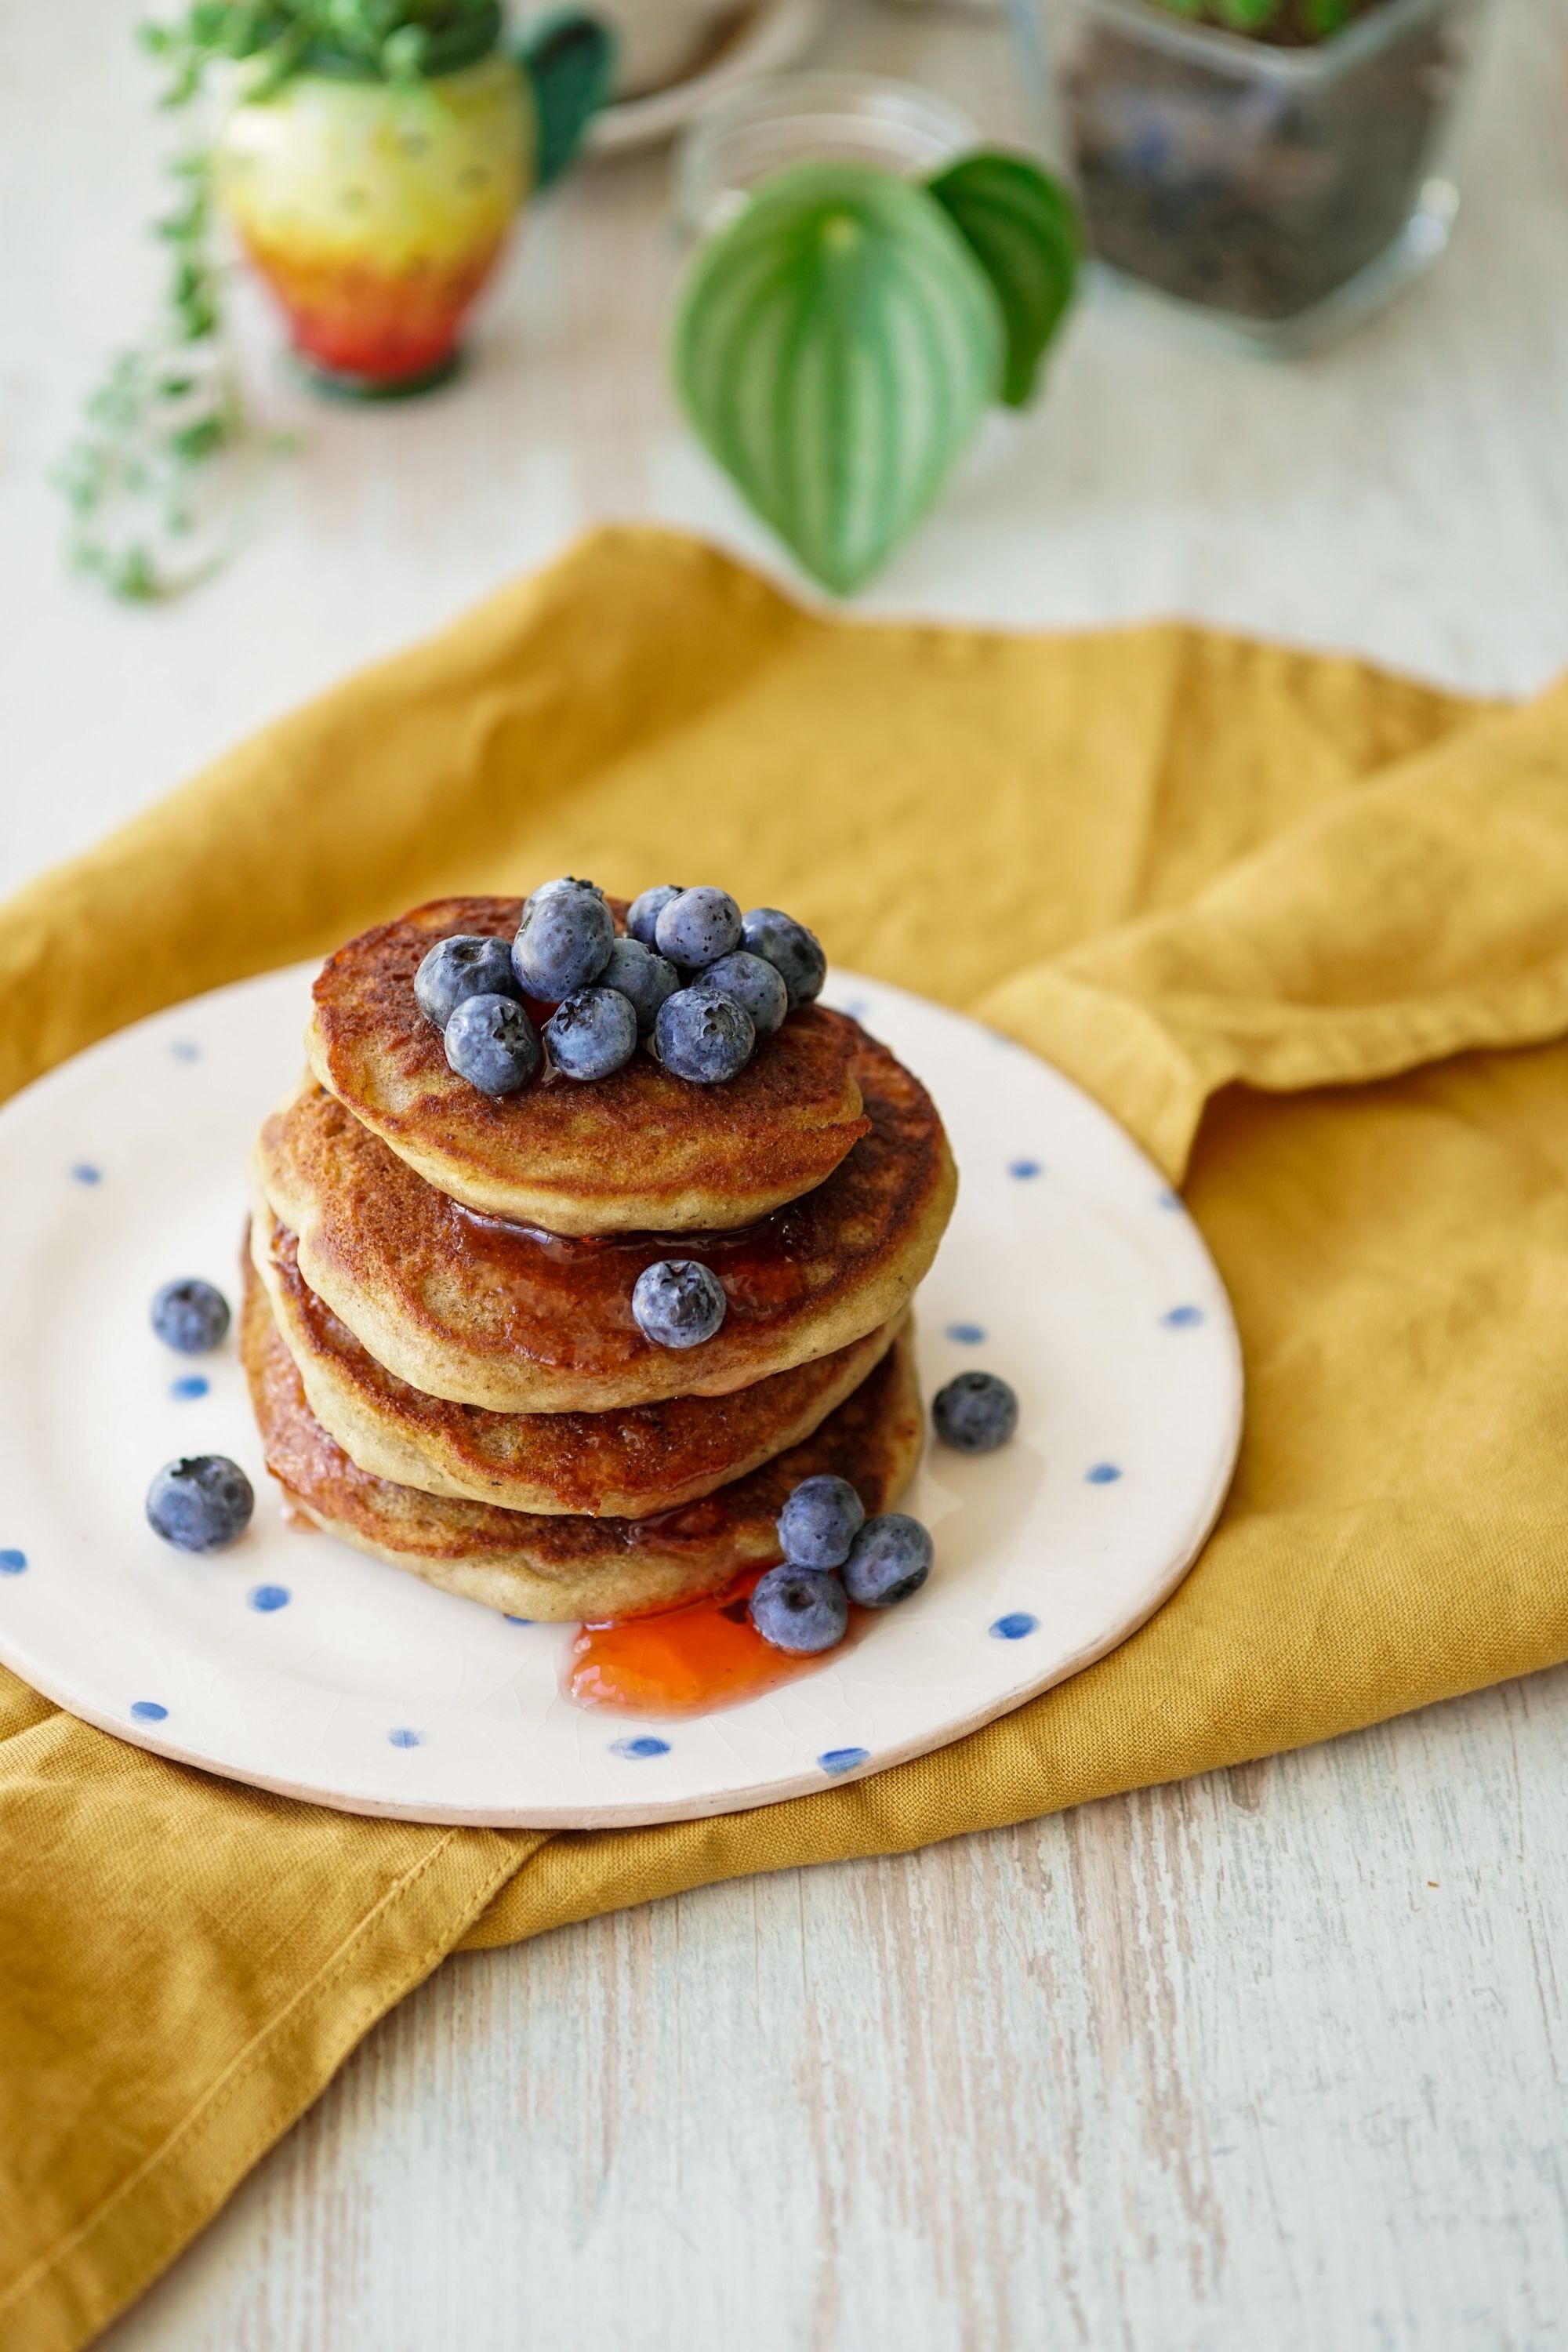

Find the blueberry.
xmin=151 ymin=1277 xmax=230 ymax=1355
xmin=842 ymin=1513 xmax=934 ymax=1607
xmin=750 ymin=1565 xmax=848 ymax=1655
xmin=413 ymin=934 xmax=519 ymax=1029
xmin=654 ymin=988 xmax=754 ymax=1083
xmin=543 ymin=985 xmax=638 ymax=1080
xmin=511 ymin=888 xmax=615 ymax=1000
xmin=740 ymin=908 xmax=826 ymax=1008
xmin=695 ymin=949 xmax=789 ymax=1040
xmin=627 ymin=884 xmax=684 ymax=949
xmin=444 ymin=993 xmax=541 ymax=1094
xmin=523 ymin=876 xmax=606 ymax=920
xmin=655 ymin=885 xmax=743 ymax=971
xmin=599 ymin=936 xmax=681 ymax=1036
xmin=146 ymin=1454 xmax=254 ymax=1553
xmin=932 ymin=1370 xmax=1018 ymax=1454
xmin=631 ymin=1258 xmax=727 ymax=1348
xmin=778 ymin=1474 xmax=865 ymax=1570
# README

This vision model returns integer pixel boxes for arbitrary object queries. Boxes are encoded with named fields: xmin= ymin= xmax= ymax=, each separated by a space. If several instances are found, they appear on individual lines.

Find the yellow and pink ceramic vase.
xmin=215 ymin=16 xmax=609 ymax=395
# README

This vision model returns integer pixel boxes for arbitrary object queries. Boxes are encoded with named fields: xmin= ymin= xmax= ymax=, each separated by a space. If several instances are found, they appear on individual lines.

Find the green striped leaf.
xmin=673 ymin=162 xmax=1003 ymax=596
xmin=927 ymin=153 xmax=1080 ymax=408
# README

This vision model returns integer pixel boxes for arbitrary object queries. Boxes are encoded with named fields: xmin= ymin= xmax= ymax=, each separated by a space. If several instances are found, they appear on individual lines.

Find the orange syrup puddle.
xmin=568 ymin=1567 xmax=868 ymax=1718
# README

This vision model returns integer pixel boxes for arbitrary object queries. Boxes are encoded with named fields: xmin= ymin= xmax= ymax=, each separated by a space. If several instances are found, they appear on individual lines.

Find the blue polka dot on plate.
xmin=170 ymin=1374 xmax=209 ymax=1401
xmin=0 ymin=1549 xmax=26 ymax=1576
xmin=1156 ymin=1187 xmax=1181 ymax=1210
xmin=610 ymin=1735 xmax=670 ymax=1761
xmin=818 ymin=1747 xmax=869 ymax=1776
xmin=1163 ymin=1305 xmax=1205 ymax=1329
xmin=1009 ymin=1158 xmax=1043 ymax=1180
xmin=169 ymin=1040 xmax=201 ymax=1062
xmin=70 ymin=1163 xmax=102 ymax=1186
xmin=990 ymin=1613 xmax=1039 ymax=1642
xmin=388 ymin=1726 xmax=423 ymax=1748
xmin=249 ymin=1584 xmax=290 ymax=1613
xmin=130 ymin=1700 xmax=168 ymax=1722
xmin=946 ymin=1322 xmax=986 ymax=1345
xmin=1085 ymin=1463 xmax=1123 ymax=1485
xmin=504 ymin=1614 xmax=533 ymax=1625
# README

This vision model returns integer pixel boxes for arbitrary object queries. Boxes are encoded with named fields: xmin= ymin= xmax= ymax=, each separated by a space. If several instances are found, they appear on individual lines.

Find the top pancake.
xmin=307 ymin=895 xmax=869 ymax=1232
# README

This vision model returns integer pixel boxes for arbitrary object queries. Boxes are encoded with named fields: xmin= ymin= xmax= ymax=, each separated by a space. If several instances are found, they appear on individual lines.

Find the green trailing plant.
xmin=59 ymin=1 xmax=506 ymax=601
xmin=1143 ymin=0 xmax=1367 ymax=42
xmin=673 ymin=153 xmax=1079 ymax=598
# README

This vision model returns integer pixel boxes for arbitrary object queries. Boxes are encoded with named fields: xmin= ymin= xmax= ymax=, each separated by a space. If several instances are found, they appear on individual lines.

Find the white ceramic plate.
xmin=0 ymin=965 xmax=1240 ymax=1828
xmin=586 ymin=0 xmax=826 ymax=154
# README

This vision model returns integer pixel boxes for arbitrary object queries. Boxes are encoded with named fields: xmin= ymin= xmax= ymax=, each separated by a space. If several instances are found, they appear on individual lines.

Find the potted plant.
xmin=62 ymin=2 xmax=612 ymax=596
xmin=1011 ymin=0 xmax=1480 ymax=348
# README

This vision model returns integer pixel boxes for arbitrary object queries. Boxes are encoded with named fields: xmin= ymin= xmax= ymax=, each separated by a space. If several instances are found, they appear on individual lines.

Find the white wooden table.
xmin=5 ymin=1 xmax=1568 ymax=2343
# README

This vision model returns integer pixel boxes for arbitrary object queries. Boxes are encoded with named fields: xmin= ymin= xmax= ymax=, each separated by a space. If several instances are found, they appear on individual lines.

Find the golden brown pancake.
xmin=252 ymin=1210 xmax=902 ymax=1517
xmin=256 ymin=1025 xmax=956 ymax=1413
xmin=241 ymin=1260 xmax=925 ymax=1623
xmin=306 ymin=896 xmax=869 ymax=1233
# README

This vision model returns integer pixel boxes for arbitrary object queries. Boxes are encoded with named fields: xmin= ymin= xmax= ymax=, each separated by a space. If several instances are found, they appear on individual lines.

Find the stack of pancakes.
xmin=243 ymin=896 xmax=958 ymax=1624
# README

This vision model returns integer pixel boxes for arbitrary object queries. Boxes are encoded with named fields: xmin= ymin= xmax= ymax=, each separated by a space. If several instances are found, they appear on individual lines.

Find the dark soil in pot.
xmin=1065 ymin=0 xmax=1466 ymax=321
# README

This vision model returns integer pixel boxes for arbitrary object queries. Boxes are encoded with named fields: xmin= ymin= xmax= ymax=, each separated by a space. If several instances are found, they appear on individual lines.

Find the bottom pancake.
xmin=241 ymin=1259 xmax=924 ymax=1623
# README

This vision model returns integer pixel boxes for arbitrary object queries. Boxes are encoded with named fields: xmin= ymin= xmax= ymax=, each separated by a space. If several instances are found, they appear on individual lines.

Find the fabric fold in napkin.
xmin=5 ymin=527 xmax=1568 ymax=2352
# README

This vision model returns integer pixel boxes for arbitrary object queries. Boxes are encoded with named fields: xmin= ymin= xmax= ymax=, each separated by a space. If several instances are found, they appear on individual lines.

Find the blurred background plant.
xmin=56 ymin=0 xmax=598 ymax=600
xmin=673 ymin=147 xmax=1079 ymax=593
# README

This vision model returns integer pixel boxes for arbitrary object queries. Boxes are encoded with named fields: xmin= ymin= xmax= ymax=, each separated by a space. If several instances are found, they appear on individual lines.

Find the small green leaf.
xmin=673 ymin=162 xmax=1002 ymax=596
xmin=926 ymin=152 xmax=1080 ymax=408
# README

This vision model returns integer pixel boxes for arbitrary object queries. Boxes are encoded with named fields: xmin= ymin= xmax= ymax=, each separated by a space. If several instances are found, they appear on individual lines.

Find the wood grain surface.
xmin=5 ymin=0 xmax=1567 ymax=2345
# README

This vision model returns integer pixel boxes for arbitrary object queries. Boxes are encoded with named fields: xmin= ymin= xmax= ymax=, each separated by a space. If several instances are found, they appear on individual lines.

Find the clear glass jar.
xmin=1007 ymin=0 xmax=1481 ymax=352
xmin=676 ymin=69 xmax=982 ymax=239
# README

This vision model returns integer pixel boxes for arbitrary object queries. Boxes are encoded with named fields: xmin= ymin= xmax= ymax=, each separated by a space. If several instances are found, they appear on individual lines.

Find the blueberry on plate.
xmin=842 ymin=1513 xmax=934 ymax=1607
xmin=511 ymin=887 xmax=615 ymax=999
xmin=147 ymin=1455 xmax=254 ymax=1553
xmin=599 ymin=936 xmax=681 ymax=1036
xmin=631 ymin=1258 xmax=727 ymax=1348
xmin=444 ymin=993 xmax=541 ymax=1094
xmin=413 ymin=934 xmax=519 ymax=1029
xmin=627 ymin=883 xmax=684 ymax=949
xmin=740 ymin=908 xmax=826 ymax=1007
xmin=654 ymin=987 xmax=754 ymax=1083
xmin=695 ymin=949 xmax=789 ymax=1040
xmin=151 ymin=1277 xmax=230 ymax=1355
xmin=655 ymin=885 xmax=743 ymax=971
xmin=778 ymin=1474 xmax=865 ymax=1570
xmin=750 ymin=1565 xmax=849 ymax=1655
xmin=933 ymin=1370 xmax=1018 ymax=1454
xmin=543 ymin=985 xmax=639 ymax=1080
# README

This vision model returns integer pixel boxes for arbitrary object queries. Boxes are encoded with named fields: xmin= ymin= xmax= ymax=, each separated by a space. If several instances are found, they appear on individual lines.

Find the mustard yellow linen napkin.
xmin=5 ymin=528 xmax=1568 ymax=2352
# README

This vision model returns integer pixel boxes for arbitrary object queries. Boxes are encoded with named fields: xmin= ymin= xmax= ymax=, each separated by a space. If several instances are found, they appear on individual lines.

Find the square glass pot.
xmin=1010 ymin=0 xmax=1481 ymax=350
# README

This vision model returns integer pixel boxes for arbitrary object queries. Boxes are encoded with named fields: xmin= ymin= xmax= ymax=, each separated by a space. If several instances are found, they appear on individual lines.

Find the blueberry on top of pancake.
xmin=307 ymin=896 xmax=869 ymax=1232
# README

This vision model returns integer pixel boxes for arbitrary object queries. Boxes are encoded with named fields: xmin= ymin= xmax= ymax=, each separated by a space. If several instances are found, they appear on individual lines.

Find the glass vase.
xmin=1009 ymin=0 xmax=1482 ymax=352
